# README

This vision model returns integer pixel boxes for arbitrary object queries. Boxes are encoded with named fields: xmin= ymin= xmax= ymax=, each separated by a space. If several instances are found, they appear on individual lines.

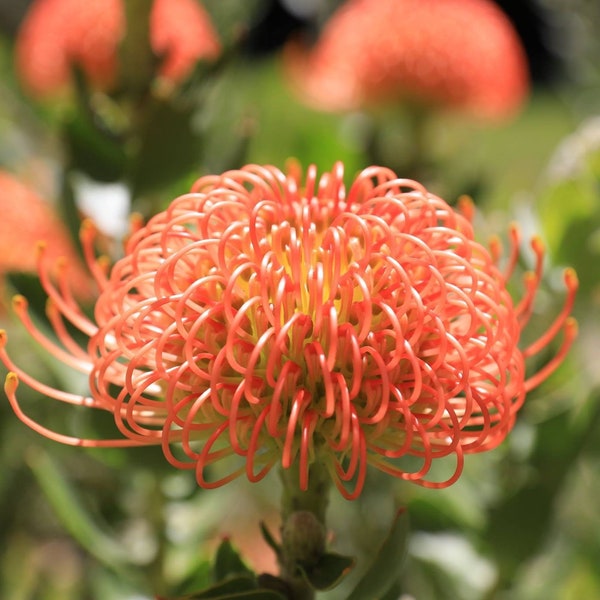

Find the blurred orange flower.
xmin=16 ymin=0 xmax=221 ymax=97
xmin=1 ymin=163 xmax=577 ymax=499
xmin=286 ymin=0 xmax=529 ymax=120
xmin=0 ymin=171 xmax=92 ymax=302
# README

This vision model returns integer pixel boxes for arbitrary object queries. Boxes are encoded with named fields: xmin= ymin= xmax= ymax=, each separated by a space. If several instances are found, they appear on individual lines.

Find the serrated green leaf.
xmin=213 ymin=538 xmax=254 ymax=583
xmin=346 ymin=508 xmax=410 ymax=600
xmin=298 ymin=551 xmax=355 ymax=591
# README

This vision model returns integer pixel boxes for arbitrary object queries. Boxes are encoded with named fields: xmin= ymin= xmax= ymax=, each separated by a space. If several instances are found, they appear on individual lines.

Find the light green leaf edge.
xmin=346 ymin=508 xmax=410 ymax=600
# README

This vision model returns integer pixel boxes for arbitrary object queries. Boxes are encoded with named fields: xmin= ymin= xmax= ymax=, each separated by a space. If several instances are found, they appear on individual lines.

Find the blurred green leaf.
xmin=213 ymin=538 xmax=254 ymax=582
xmin=63 ymin=110 xmax=127 ymax=183
xmin=172 ymin=560 xmax=212 ymax=596
xmin=485 ymin=389 xmax=600 ymax=584
xmin=26 ymin=447 xmax=140 ymax=584
xmin=259 ymin=521 xmax=281 ymax=558
xmin=539 ymin=178 xmax=600 ymax=300
xmin=298 ymin=551 xmax=355 ymax=591
xmin=167 ymin=575 xmax=285 ymax=599
xmin=537 ymin=118 xmax=600 ymax=305
xmin=129 ymin=98 xmax=203 ymax=198
xmin=183 ymin=575 xmax=256 ymax=598
xmin=346 ymin=508 xmax=410 ymax=600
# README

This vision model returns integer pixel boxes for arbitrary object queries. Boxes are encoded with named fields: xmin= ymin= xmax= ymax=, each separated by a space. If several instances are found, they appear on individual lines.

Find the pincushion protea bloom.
xmin=286 ymin=0 xmax=529 ymax=120
xmin=1 ymin=163 xmax=577 ymax=499
xmin=16 ymin=0 xmax=221 ymax=97
xmin=0 ymin=171 xmax=92 ymax=301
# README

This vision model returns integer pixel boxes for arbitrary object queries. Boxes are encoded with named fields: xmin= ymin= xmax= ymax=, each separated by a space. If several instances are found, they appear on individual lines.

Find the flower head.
xmin=0 ymin=171 xmax=92 ymax=302
xmin=286 ymin=0 xmax=529 ymax=119
xmin=16 ymin=0 xmax=221 ymax=98
xmin=1 ymin=163 xmax=577 ymax=499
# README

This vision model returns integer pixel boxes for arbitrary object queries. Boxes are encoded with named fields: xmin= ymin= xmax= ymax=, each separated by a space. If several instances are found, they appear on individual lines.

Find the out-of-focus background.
xmin=0 ymin=1 xmax=599 ymax=598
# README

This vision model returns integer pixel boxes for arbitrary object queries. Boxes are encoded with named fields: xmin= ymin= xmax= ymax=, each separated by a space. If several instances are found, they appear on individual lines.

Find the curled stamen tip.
xmin=80 ymin=219 xmax=97 ymax=240
xmin=55 ymin=256 xmax=69 ymax=272
xmin=565 ymin=316 xmax=579 ymax=338
xmin=4 ymin=372 xmax=18 ymax=395
xmin=0 ymin=329 xmax=7 ymax=347
xmin=522 ymin=271 xmax=537 ymax=286
xmin=457 ymin=195 xmax=475 ymax=222
xmin=129 ymin=212 xmax=145 ymax=233
xmin=11 ymin=294 xmax=28 ymax=313
xmin=97 ymin=255 xmax=111 ymax=272
xmin=530 ymin=235 xmax=545 ymax=256
xmin=45 ymin=297 xmax=59 ymax=316
xmin=488 ymin=235 xmax=502 ymax=262
xmin=564 ymin=267 xmax=579 ymax=291
xmin=509 ymin=222 xmax=521 ymax=243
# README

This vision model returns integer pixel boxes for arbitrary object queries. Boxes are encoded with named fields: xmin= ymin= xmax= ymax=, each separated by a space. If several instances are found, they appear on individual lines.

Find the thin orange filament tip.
xmin=488 ymin=235 xmax=502 ymax=263
xmin=509 ymin=222 xmax=521 ymax=244
xmin=457 ymin=195 xmax=475 ymax=222
xmin=35 ymin=240 xmax=47 ymax=255
xmin=11 ymin=295 xmax=28 ymax=313
xmin=530 ymin=235 xmax=545 ymax=257
xmin=0 ymin=329 xmax=7 ymax=347
xmin=97 ymin=255 xmax=111 ymax=271
xmin=565 ymin=316 xmax=578 ymax=339
xmin=129 ymin=213 xmax=145 ymax=232
xmin=79 ymin=219 xmax=97 ymax=240
xmin=4 ymin=372 xmax=18 ymax=395
xmin=564 ymin=268 xmax=579 ymax=291
xmin=56 ymin=256 xmax=68 ymax=270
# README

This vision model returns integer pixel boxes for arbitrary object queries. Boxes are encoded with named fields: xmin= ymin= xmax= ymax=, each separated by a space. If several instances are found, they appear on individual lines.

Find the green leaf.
xmin=298 ymin=551 xmax=355 ymax=591
xmin=26 ymin=448 xmax=139 ymax=583
xmin=346 ymin=508 xmax=410 ymax=600
xmin=171 ymin=575 xmax=285 ymax=599
xmin=213 ymin=538 xmax=254 ymax=583
xmin=485 ymin=393 xmax=600 ymax=583
xmin=187 ymin=590 xmax=286 ymax=600
xmin=259 ymin=521 xmax=281 ymax=558
xmin=128 ymin=98 xmax=203 ymax=197
xmin=181 ymin=575 xmax=256 ymax=598
xmin=172 ymin=560 xmax=212 ymax=596
xmin=63 ymin=110 xmax=127 ymax=183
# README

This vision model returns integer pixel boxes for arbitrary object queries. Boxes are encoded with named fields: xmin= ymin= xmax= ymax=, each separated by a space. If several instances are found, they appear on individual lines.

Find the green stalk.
xmin=280 ymin=460 xmax=330 ymax=526
xmin=278 ymin=460 xmax=331 ymax=600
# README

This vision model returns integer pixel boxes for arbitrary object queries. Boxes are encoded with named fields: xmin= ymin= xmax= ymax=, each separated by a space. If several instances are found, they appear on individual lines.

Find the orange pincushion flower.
xmin=286 ymin=0 xmax=529 ymax=119
xmin=0 ymin=171 xmax=92 ymax=299
xmin=1 ymin=163 xmax=577 ymax=499
xmin=16 ymin=0 xmax=221 ymax=97
xmin=150 ymin=0 xmax=221 ymax=85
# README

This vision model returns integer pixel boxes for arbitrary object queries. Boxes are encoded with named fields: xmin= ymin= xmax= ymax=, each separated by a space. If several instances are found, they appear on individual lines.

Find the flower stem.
xmin=278 ymin=460 xmax=331 ymax=600
xmin=280 ymin=459 xmax=330 ymax=526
